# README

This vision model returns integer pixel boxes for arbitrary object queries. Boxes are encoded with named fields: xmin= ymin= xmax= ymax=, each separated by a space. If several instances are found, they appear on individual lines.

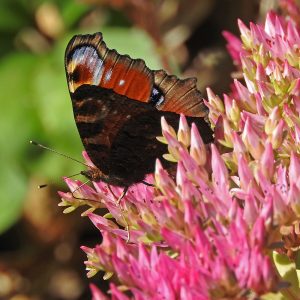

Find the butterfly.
xmin=65 ymin=32 xmax=213 ymax=190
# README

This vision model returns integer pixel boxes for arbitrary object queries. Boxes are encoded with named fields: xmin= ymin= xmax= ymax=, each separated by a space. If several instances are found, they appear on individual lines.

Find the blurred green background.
xmin=0 ymin=0 xmax=275 ymax=299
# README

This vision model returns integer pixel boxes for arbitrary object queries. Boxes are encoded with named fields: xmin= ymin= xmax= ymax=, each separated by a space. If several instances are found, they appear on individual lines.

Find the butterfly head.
xmin=80 ymin=167 xmax=106 ymax=182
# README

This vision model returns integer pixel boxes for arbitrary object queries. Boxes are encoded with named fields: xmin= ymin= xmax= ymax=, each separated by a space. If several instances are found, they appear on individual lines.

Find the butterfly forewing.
xmin=65 ymin=33 xmax=153 ymax=101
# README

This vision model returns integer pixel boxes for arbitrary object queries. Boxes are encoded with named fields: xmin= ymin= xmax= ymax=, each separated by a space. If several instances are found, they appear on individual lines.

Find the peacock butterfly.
xmin=65 ymin=32 xmax=213 ymax=189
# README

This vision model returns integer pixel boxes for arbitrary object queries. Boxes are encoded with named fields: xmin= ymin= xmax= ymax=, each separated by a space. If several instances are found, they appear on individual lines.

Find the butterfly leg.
xmin=141 ymin=180 xmax=154 ymax=187
xmin=69 ymin=180 xmax=104 ymax=205
xmin=117 ymin=186 xmax=129 ymax=205
xmin=71 ymin=179 xmax=92 ymax=201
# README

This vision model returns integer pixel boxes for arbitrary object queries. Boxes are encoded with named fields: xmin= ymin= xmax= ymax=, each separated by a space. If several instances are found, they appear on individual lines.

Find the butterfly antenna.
xmin=30 ymin=140 xmax=90 ymax=167
xmin=36 ymin=172 xmax=84 ymax=190
xmin=38 ymin=184 xmax=48 ymax=189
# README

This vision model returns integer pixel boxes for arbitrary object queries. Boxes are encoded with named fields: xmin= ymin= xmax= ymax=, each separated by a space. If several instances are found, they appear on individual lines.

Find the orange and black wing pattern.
xmin=65 ymin=32 xmax=212 ymax=186
xmin=153 ymin=70 xmax=208 ymax=117
xmin=65 ymin=32 xmax=153 ymax=101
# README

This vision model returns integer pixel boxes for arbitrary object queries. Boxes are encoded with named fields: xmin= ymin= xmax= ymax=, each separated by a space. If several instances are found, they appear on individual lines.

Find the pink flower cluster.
xmin=59 ymin=2 xmax=300 ymax=299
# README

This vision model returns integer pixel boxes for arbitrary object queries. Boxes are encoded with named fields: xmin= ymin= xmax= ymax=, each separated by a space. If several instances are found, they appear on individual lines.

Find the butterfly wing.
xmin=70 ymin=84 xmax=212 ymax=186
xmin=70 ymin=84 xmax=167 ymax=186
xmin=153 ymin=70 xmax=208 ymax=117
xmin=65 ymin=32 xmax=212 ymax=186
xmin=65 ymin=32 xmax=153 ymax=101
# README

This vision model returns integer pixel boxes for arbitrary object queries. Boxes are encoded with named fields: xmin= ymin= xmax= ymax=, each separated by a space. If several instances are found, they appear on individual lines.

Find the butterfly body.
xmin=65 ymin=33 xmax=213 ymax=187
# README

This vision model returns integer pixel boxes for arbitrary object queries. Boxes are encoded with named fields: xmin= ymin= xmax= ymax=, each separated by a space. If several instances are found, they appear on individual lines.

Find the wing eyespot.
xmin=69 ymin=67 xmax=80 ymax=83
xmin=150 ymin=86 xmax=164 ymax=107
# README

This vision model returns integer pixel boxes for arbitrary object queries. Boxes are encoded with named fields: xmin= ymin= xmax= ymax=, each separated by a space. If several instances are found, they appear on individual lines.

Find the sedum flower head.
xmin=58 ymin=2 xmax=300 ymax=299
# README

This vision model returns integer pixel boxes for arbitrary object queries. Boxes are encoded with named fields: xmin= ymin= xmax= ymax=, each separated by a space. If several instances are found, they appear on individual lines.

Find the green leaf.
xmin=296 ymin=251 xmax=300 ymax=270
xmin=60 ymin=1 xmax=90 ymax=28
xmin=262 ymin=292 xmax=284 ymax=300
xmin=273 ymin=251 xmax=300 ymax=299
xmin=0 ymin=164 xmax=26 ymax=233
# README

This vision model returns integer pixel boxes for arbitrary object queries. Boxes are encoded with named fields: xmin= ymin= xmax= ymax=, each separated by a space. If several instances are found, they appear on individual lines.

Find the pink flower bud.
xmin=206 ymin=87 xmax=224 ymax=113
xmin=190 ymin=123 xmax=207 ymax=166
xmin=234 ymin=79 xmax=257 ymax=113
xmin=271 ymin=119 xmax=286 ymax=149
xmin=260 ymin=142 xmax=274 ymax=180
xmin=242 ymin=117 xmax=264 ymax=159
xmin=238 ymin=19 xmax=252 ymax=48
xmin=177 ymin=114 xmax=190 ymax=147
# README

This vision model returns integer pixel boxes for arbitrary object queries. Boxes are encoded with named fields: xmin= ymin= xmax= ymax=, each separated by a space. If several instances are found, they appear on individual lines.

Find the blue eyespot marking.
xmin=150 ymin=86 xmax=164 ymax=107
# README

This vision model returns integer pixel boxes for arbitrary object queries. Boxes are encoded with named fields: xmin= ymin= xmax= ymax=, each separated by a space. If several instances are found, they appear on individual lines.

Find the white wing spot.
xmin=72 ymin=46 xmax=103 ymax=85
xmin=104 ymin=68 xmax=112 ymax=82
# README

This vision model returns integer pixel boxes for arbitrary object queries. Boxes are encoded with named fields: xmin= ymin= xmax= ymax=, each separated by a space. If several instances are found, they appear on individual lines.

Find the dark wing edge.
xmin=153 ymin=69 xmax=208 ymax=118
xmin=65 ymin=32 xmax=105 ymax=64
xmin=65 ymin=32 xmax=154 ymax=102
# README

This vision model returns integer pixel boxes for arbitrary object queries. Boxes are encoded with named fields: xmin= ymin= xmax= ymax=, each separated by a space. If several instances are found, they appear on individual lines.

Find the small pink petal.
xmin=206 ymin=87 xmax=224 ymax=113
xmin=244 ymin=193 xmax=259 ymax=226
xmin=242 ymin=75 xmax=255 ymax=96
xmin=222 ymin=30 xmax=243 ymax=64
xmin=234 ymin=79 xmax=256 ymax=112
xmin=242 ymin=117 xmax=264 ymax=160
xmin=161 ymin=116 xmax=177 ymax=138
xmin=232 ymin=132 xmax=246 ymax=155
xmin=224 ymin=93 xmax=232 ymax=118
xmin=183 ymin=197 xmax=198 ymax=226
xmin=161 ymin=227 xmax=186 ymax=251
xmin=110 ymin=283 xmax=131 ymax=300
xmin=256 ymin=63 xmax=267 ymax=82
xmin=260 ymin=142 xmax=274 ymax=180
xmin=265 ymin=11 xmax=284 ymax=37
xmin=211 ymin=144 xmax=229 ymax=194
xmin=251 ymin=217 xmax=266 ymax=247
xmin=178 ymin=114 xmax=190 ymax=146
xmin=257 ymin=80 xmax=274 ymax=100
xmin=190 ymin=123 xmax=207 ymax=166
xmin=237 ymin=154 xmax=253 ymax=190
xmin=275 ymin=35 xmax=290 ymax=58
xmin=176 ymin=161 xmax=187 ymax=188
xmin=283 ymin=60 xmax=300 ymax=79
xmin=155 ymin=159 xmax=177 ymax=198
xmin=138 ymin=244 xmax=150 ymax=269
xmin=90 ymin=283 xmax=109 ymax=300
xmin=255 ymin=93 xmax=267 ymax=116
xmin=288 ymin=183 xmax=300 ymax=216
xmin=271 ymin=119 xmax=286 ymax=149
xmin=238 ymin=19 xmax=252 ymax=47
xmin=163 ymin=130 xmax=181 ymax=160
xmin=271 ymin=186 xmax=290 ymax=224
xmin=289 ymin=152 xmax=300 ymax=183
xmin=82 ymin=151 xmax=96 ymax=167
xmin=287 ymin=19 xmax=300 ymax=44
xmin=250 ymin=22 xmax=267 ymax=46
xmin=290 ymin=78 xmax=300 ymax=96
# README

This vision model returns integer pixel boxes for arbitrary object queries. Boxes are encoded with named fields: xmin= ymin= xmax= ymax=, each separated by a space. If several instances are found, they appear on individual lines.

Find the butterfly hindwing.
xmin=71 ymin=84 xmax=180 ymax=186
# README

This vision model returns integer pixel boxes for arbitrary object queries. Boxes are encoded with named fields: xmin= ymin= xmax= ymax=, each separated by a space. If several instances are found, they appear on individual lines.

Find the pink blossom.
xmin=57 ymin=4 xmax=300 ymax=299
